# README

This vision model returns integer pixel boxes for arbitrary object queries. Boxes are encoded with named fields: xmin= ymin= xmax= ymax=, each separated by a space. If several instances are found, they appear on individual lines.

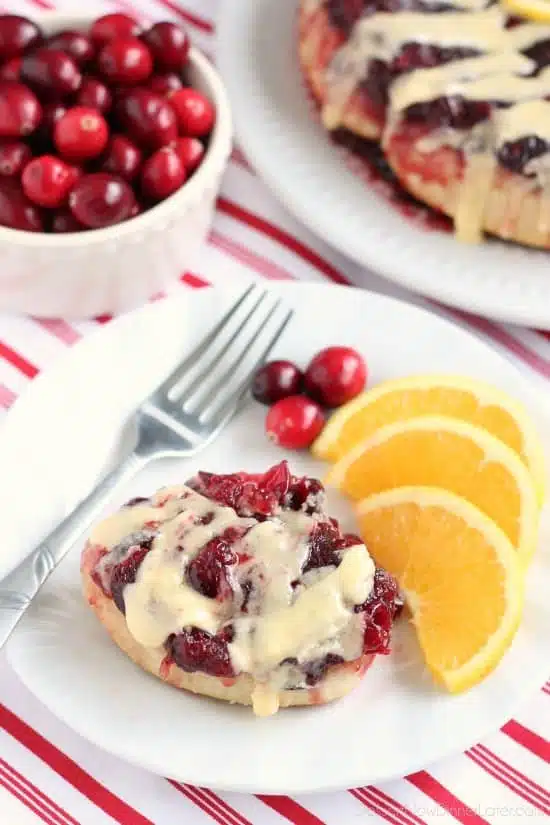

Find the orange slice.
xmin=312 ymin=374 xmax=545 ymax=501
xmin=325 ymin=415 xmax=539 ymax=564
xmin=357 ymin=487 xmax=524 ymax=692
xmin=501 ymin=0 xmax=550 ymax=22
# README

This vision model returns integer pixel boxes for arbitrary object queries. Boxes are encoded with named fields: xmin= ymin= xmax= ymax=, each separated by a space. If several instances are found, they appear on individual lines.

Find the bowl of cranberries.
xmin=0 ymin=12 xmax=232 ymax=318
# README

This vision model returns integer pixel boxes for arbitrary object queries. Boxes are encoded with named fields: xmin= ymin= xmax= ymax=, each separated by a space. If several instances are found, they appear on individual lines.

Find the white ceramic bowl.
xmin=0 ymin=13 xmax=232 ymax=319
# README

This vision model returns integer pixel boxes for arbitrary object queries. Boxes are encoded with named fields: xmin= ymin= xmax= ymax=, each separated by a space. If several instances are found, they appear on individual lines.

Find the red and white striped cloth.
xmin=1 ymin=1 xmax=549 ymax=822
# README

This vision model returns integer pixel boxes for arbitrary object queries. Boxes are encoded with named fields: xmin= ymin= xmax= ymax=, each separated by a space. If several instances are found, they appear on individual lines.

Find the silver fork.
xmin=0 ymin=284 xmax=293 ymax=649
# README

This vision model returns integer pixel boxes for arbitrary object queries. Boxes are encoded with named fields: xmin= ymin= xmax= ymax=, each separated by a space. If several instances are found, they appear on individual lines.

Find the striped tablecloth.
xmin=1 ymin=1 xmax=549 ymax=823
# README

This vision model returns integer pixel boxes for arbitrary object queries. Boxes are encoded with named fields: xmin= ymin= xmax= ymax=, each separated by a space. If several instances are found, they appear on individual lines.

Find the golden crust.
xmin=383 ymin=122 xmax=550 ymax=249
xmin=298 ymin=0 xmax=382 ymax=140
xmin=81 ymin=542 xmax=374 ymax=711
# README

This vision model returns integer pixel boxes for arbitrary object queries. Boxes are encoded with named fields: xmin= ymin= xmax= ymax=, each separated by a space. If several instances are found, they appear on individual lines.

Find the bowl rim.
xmin=0 ymin=12 xmax=232 ymax=247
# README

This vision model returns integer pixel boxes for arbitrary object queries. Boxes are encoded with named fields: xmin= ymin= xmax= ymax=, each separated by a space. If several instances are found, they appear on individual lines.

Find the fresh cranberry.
xmin=304 ymin=346 xmax=367 ymax=407
xmin=326 ymin=0 xmax=367 ymax=34
xmin=98 ymin=37 xmax=153 ymax=86
xmin=187 ymin=534 xmax=238 ymax=599
xmin=47 ymin=30 xmax=95 ymax=67
xmin=110 ymin=544 xmax=152 ymax=613
xmin=285 ymin=476 xmax=325 ymax=514
xmin=167 ymin=626 xmax=235 ymax=678
xmin=266 ymin=396 xmax=325 ymax=449
xmin=169 ymin=87 xmax=215 ymax=137
xmin=149 ymin=72 xmax=183 ymax=96
xmin=171 ymin=136 xmax=204 ymax=173
xmin=0 ymin=81 xmax=41 ymax=138
xmin=252 ymin=360 xmax=303 ymax=405
xmin=76 ymin=77 xmax=112 ymax=114
xmin=303 ymin=522 xmax=342 ymax=573
xmin=497 ymin=136 xmax=548 ymax=174
xmin=54 ymin=107 xmax=109 ymax=162
xmin=0 ymin=178 xmax=42 ymax=230
xmin=21 ymin=48 xmax=81 ymax=99
xmin=142 ymin=21 xmax=190 ymax=71
xmin=22 ymin=154 xmax=75 ymax=208
xmin=116 ymin=88 xmax=178 ymax=148
xmin=51 ymin=207 xmax=81 ymax=233
xmin=0 ymin=56 xmax=21 ymax=81
xmin=0 ymin=141 xmax=30 ymax=177
xmin=140 ymin=145 xmax=186 ymax=200
xmin=42 ymin=102 xmax=67 ymax=131
xmin=69 ymin=172 xmax=136 ymax=229
xmin=404 ymin=96 xmax=491 ymax=130
xmin=0 ymin=15 xmax=42 ymax=60
xmin=91 ymin=13 xmax=141 ymax=46
xmin=101 ymin=134 xmax=142 ymax=181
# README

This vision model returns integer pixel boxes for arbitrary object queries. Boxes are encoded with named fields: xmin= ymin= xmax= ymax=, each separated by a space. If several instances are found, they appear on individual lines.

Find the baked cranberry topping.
xmin=326 ymin=0 xmax=458 ymax=34
xmin=109 ymin=532 xmax=156 ymax=613
xmin=285 ymin=476 xmax=325 ymax=514
xmin=497 ymin=135 xmax=549 ymax=174
xmin=124 ymin=496 xmax=150 ymax=507
xmin=187 ymin=529 xmax=242 ymax=599
xmin=355 ymin=567 xmax=403 ymax=654
xmin=404 ymin=96 xmax=491 ymax=129
xmin=190 ymin=460 xmax=293 ymax=519
xmin=523 ymin=39 xmax=550 ymax=70
xmin=363 ymin=44 xmax=479 ymax=116
xmin=166 ymin=625 xmax=235 ymax=678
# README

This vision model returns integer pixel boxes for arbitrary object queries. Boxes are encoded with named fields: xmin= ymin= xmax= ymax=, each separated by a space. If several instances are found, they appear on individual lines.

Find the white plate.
xmin=4 ymin=283 xmax=550 ymax=794
xmin=217 ymin=0 xmax=550 ymax=329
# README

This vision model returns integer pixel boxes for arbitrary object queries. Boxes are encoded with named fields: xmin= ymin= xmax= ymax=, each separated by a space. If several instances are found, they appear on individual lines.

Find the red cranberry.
xmin=167 ymin=626 xmax=234 ymax=678
xmin=149 ymin=72 xmax=183 ymax=96
xmin=110 ymin=543 xmax=152 ymax=614
xmin=0 ymin=141 xmax=31 ymax=177
xmin=304 ymin=346 xmax=367 ymax=407
xmin=303 ymin=522 xmax=342 ymax=573
xmin=252 ymin=360 xmax=303 ymax=405
xmin=187 ymin=534 xmax=238 ymax=599
xmin=101 ymin=134 xmax=142 ymax=181
xmin=497 ymin=136 xmax=548 ymax=174
xmin=266 ymin=396 xmax=325 ymax=449
xmin=192 ymin=461 xmax=291 ymax=518
xmin=54 ymin=107 xmax=109 ymax=162
xmin=90 ymin=13 xmax=141 ymax=47
xmin=171 ymin=136 xmax=204 ymax=173
xmin=141 ymin=145 xmax=185 ymax=200
xmin=76 ymin=77 xmax=112 ymax=114
xmin=22 ymin=154 xmax=75 ymax=208
xmin=0 ymin=15 xmax=42 ymax=61
xmin=0 ymin=178 xmax=42 ymax=230
xmin=98 ymin=37 xmax=153 ymax=86
xmin=69 ymin=172 xmax=136 ymax=228
xmin=169 ymin=87 xmax=215 ymax=137
xmin=285 ymin=476 xmax=325 ymax=514
xmin=51 ymin=207 xmax=81 ymax=233
xmin=0 ymin=56 xmax=21 ymax=81
xmin=404 ymin=96 xmax=491 ymax=130
xmin=47 ymin=30 xmax=95 ymax=67
xmin=0 ymin=81 xmax=41 ymax=138
xmin=21 ymin=48 xmax=81 ymax=99
xmin=142 ymin=21 xmax=190 ymax=72
xmin=116 ymin=88 xmax=178 ymax=148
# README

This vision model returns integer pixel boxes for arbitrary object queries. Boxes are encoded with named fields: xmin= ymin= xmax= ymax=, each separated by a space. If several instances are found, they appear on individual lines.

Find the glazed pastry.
xmin=82 ymin=461 xmax=401 ymax=716
xmin=300 ymin=0 xmax=550 ymax=248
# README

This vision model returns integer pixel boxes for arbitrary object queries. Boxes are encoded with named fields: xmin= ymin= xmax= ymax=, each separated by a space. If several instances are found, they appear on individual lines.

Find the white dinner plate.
xmin=217 ymin=0 xmax=550 ymax=329
xmin=4 ymin=283 xmax=550 ymax=793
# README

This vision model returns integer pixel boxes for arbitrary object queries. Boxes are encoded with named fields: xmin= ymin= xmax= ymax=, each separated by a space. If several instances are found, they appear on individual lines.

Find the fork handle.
xmin=0 ymin=451 xmax=145 ymax=650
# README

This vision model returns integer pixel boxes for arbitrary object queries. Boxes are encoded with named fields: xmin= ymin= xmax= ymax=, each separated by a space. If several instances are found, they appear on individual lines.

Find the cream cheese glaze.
xmin=90 ymin=477 xmax=377 ymax=715
xmin=314 ymin=0 xmax=550 ymax=242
